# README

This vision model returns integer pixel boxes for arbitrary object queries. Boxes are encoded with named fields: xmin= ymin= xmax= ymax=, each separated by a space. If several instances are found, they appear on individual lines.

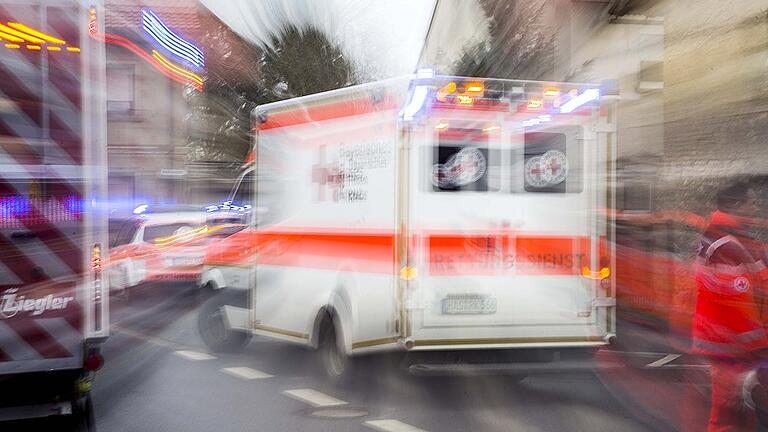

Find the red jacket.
xmin=692 ymin=210 xmax=768 ymax=357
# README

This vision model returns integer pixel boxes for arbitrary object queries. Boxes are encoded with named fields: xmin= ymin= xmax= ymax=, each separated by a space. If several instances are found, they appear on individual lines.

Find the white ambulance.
xmin=198 ymin=70 xmax=618 ymax=378
xmin=0 ymin=1 xmax=108 ymax=427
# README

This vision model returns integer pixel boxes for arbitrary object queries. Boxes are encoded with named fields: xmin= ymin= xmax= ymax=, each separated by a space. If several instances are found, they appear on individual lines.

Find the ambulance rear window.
xmin=431 ymin=128 xmax=500 ymax=192
xmin=519 ymin=130 xmax=582 ymax=193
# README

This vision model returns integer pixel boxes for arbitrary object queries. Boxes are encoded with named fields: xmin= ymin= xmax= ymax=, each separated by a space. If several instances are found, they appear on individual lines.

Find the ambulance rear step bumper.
xmin=408 ymin=350 xmax=708 ymax=377
xmin=408 ymin=358 xmax=624 ymax=376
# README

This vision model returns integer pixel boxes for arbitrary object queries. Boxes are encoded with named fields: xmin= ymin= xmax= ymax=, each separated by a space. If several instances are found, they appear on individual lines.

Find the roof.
xmin=105 ymin=0 xmax=201 ymax=36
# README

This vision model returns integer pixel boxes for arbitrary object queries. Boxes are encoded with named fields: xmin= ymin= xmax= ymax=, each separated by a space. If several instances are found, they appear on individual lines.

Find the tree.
xmin=186 ymin=18 xmax=359 ymax=167
xmin=185 ymin=13 xmax=263 ymax=166
xmin=260 ymin=25 xmax=359 ymax=101
xmin=453 ymin=0 xmax=557 ymax=81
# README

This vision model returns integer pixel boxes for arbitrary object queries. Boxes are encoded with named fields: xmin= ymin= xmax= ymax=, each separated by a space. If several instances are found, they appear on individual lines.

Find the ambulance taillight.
xmin=581 ymin=255 xmax=612 ymax=281
xmin=399 ymin=265 xmax=418 ymax=281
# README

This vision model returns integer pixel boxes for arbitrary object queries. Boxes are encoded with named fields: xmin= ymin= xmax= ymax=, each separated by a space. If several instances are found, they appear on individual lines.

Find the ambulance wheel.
xmin=198 ymin=291 xmax=251 ymax=353
xmin=70 ymin=395 xmax=94 ymax=432
xmin=318 ymin=317 xmax=358 ymax=383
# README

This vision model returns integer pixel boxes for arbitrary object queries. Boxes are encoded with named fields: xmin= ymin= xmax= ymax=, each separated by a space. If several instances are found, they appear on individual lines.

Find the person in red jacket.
xmin=692 ymin=180 xmax=768 ymax=431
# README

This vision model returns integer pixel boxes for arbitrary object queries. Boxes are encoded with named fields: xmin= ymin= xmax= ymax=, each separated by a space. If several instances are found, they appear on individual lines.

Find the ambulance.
xmin=198 ymin=70 xmax=618 ymax=378
xmin=0 ymin=1 xmax=108 ymax=427
xmin=108 ymin=209 xmax=208 ymax=292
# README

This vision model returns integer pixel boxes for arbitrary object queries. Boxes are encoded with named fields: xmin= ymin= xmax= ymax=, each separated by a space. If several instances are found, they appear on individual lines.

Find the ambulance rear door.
xmin=403 ymin=78 xmax=615 ymax=349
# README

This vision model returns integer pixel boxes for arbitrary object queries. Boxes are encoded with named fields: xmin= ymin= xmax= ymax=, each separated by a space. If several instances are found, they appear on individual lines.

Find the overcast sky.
xmin=199 ymin=0 xmax=437 ymax=80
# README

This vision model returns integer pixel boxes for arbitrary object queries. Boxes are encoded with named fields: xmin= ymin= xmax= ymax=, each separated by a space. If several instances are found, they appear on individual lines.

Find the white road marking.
xmin=645 ymin=353 xmax=681 ymax=368
xmin=220 ymin=367 xmax=273 ymax=380
xmin=283 ymin=389 xmax=347 ymax=407
xmin=174 ymin=350 xmax=216 ymax=361
xmin=364 ymin=419 xmax=428 ymax=432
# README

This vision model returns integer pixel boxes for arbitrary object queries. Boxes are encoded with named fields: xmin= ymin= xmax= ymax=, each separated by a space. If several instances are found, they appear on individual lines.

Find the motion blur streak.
xmin=141 ymin=7 xmax=205 ymax=69
xmin=6 ymin=22 xmax=66 ymax=44
xmin=88 ymin=7 xmax=203 ymax=91
xmin=1 ymin=0 xmax=768 ymax=431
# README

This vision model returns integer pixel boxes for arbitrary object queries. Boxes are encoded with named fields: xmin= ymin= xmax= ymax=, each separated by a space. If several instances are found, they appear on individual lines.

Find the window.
xmin=111 ymin=219 xmax=140 ymax=247
xmin=431 ymin=128 xmax=500 ymax=192
xmin=108 ymin=219 xmax=124 ymax=246
xmin=637 ymin=60 xmax=664 ymax=93
xmin=107 ymin=66 xmax=135 ymax=113
xmin=208 ymin=224 xmax=247 ymax=239
xmin=520 ymin=130 xmax=582 ymax=193
xmin=143 ymin=223 xmax=196 ymax=242
xmin=232 ymin=172 xmax=254 ymax=205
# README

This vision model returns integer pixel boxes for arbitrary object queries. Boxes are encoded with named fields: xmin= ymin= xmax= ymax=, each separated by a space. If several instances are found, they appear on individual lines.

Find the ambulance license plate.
xmin=168 ymin=256 xmax=202 ymax=267
xmin=441 ymin=295 xmax=497 ymax=315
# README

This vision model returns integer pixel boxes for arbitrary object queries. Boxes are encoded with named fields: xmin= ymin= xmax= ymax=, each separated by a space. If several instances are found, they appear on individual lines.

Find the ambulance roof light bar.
xmin=401 ymin=68 xmax=434 ymax=121
xmin=560 ymin=88 xmax=600 ymax=113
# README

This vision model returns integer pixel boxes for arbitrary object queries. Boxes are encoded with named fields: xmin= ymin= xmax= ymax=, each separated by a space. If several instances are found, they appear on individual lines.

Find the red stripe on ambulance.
xmin=208 ymin=227 xmax=598 ymax=277
xmin=257 ymin=94 xmax=400 ymax=131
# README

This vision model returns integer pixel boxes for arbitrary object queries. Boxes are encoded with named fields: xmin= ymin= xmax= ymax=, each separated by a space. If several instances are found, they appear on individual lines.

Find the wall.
xmin=656 ymin=0 xmax=768 ymax=212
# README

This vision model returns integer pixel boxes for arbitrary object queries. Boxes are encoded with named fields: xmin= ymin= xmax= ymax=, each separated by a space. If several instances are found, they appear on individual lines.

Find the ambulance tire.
xmin=70 ymin=394 xmax=95 ymax=432
xmin=317 ymin=315 xmax=367 ymax=385
xmin=197 ymin=290 xmax=251 ymax=353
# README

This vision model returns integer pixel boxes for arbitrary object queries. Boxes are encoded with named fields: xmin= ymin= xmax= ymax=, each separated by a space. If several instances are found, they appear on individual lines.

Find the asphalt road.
xmin=4 ymin=282 xmax=715 ymax=431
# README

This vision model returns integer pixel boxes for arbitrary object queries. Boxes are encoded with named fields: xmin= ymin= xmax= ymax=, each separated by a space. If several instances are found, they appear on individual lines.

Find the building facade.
xmin=104 ymin=0 xmax=203 ymax=216
xmin=422 ymin=0 xmax=768 ymax=214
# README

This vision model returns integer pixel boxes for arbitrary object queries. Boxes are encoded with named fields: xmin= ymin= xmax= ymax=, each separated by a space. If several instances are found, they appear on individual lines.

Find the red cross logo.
xmin=311 ymin=145 xmax=343 ymax=202
xmin=548 ymin=158 xmax=560 ymax=175
xmin=734 ymin=276 xmax=750 ymax=293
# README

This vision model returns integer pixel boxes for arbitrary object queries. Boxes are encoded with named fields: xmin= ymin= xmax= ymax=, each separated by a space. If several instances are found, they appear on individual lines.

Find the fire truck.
xmin=198 ymin=70 xmax=618 ymax=378
xmin=0 ymin=1 xmax=108 ymax=428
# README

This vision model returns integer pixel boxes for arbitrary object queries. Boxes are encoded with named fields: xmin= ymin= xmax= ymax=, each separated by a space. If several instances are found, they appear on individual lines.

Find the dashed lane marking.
xmin=221 ymin=367 xmax=273 ymax=380
xmin=364 ymin=419 xmax=428 ymax=432
xmin=645 ymin=354 xmax=681 ymax=368
xmin=283 ymin=389 xmax=347 ymax=407
xmin=174 ymin=350 xmax=216 ymax=361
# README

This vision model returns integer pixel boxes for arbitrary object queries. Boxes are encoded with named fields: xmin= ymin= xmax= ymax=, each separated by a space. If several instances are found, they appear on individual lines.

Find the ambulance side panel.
xmin=253 ymin=80 xmax=409 ymax=350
